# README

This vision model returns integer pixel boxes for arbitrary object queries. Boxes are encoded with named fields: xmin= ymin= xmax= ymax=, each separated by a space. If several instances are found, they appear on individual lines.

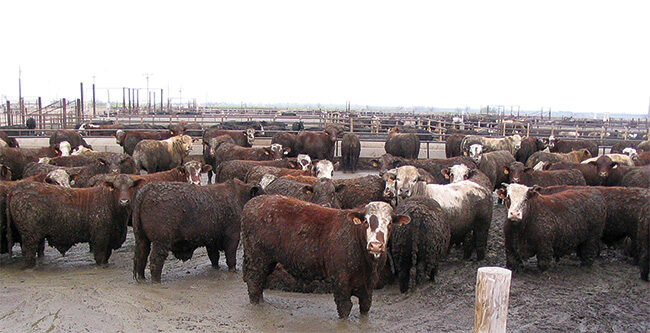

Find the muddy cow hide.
xmin=525 ymin=149 xmax=592 ymax=168
xmin=133 ymin=135 xmax=194 ymax=173
xmin=545 ymin=161 xmax=601 ymax=186
xmin=461 ymin=134 xmax=522 ymax=156
xmin=261 ymin=176 xmax=346 ymax=208
xmin=204 ymin=128 xmax=255 ymax=148
xmin=87 ymin=161 xmax=212 ymax=188
xmin=213 ymin=159 xmax=300 ymax=183
xmin=372 ymin=154 xmax=476 ymax=184
xmin=48 ymin=152 xmax=136 ymax=174
xmin=515 ymin=137 xmax=546 ymax=163
xmin=421 ymin=177 xmax=493 ymax=260
xmin=23 ymin=157 xmax=126 ymax=188
xmin=294 ymin=126 xmax=342 ymax=160
xmin=390 ymin=196 xmax=450 ymax=293
xmin=341 ymin=133 xmax=361 ymax=172
xmin=211 ymin=138 xmax=285 ymax=170
xmin=504 ymin=161 xmax=586 ymax=187
xmin=132 ymin=179 xmax=262 ymax=283
xmin=548 ymin=136 xmax=598 ymax=157
xmin=6 ymin=175 xmax=141 ymax=267
xmin=467 ymin=145 xmax=515 ymax=190
xmin=0 ymin=145 xmax=64 ymax=180
xmin=244 ymin=165 xmax=312 ymax=185
xmin=445 ymin=133 xmax=466 ymax=158
xmin=49 ymin=130 xmax=92 ymax=150
xmin=271 ymin=132 xmax=298 ymax=158
xmin=637 ymin=140 xmax=650 ymax=152
xmin=610 ymin=141 xmax=641 ymax=154
xmin=241 ymin=196 xmax=410 ymax=318
xmin=384 ymin=127 xmax=420 ymax=159
xmin=497 ymin=184 xmax=606 ymax=271
xmin=116 ymin=130 xmax=175 ymax=156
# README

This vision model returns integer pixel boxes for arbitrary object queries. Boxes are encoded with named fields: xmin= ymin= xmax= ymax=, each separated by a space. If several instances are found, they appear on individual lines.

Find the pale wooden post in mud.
xmin=550 ymin=124 xmax=555 ymax=137
xmin=502 ymin=122 xmax=506 ymax=136
xmin=349 ymin=116 xmax=354 ymax=133
xmin=526 ymin=123 xmax=530 ymax=137
xmin=474 ymin=267 xmax=512 ymax=333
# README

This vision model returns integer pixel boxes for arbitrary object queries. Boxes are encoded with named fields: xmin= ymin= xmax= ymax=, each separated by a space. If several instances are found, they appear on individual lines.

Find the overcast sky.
xmin=1 ymin=1 xmax=649 ymax=114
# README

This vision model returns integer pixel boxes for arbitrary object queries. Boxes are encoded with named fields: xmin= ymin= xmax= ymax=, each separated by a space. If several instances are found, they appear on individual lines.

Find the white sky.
xmin=1 ymin=1 xmax=649 ymax=114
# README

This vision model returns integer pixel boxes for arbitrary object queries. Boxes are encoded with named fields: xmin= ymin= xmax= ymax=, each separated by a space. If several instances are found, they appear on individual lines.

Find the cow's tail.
xmin=409 ymin=210 xmax=420 ymax=290
xmin=5 ymin=191 xmax=14 ymax=257
xmin=131 ymin=185 xmax=146 ymax=281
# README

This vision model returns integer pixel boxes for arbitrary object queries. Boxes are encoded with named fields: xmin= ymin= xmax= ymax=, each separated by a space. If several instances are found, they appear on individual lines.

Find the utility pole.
xmin=18 ymin=66 xmax=23 ymax=124
xmin=144 ymin=73 xmax=153 ymax=111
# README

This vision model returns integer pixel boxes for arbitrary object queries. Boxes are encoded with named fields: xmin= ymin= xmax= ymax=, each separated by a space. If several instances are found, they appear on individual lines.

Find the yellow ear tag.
xmin=353 ymin=217 xmax=362 ymax=225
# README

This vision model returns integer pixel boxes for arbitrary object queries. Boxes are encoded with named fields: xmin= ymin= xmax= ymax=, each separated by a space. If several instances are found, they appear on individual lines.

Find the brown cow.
xmin=6 ymin=175 xmax=142 ymax=267
xmin=525 ymin=149 xmax=592 ymax=168
xmin=0 ymin=130 xmax=19 ymax=148
xmin=87 ymin=161 xmax=212 ymax=187
xmin=116 ymin=130 xmax=175 ymax=155
xmin=0 ymin=144 xmax=64 ymax=180
xmin=371 ymin=154 xmax=476 ymax=184
xmin=590 ymin=155 xmax=650 ymax=188
xmin=49 ymin=130 xmax=92 ymax=150
xmin=385 ymin=127 xmax=420 ymax=159
xmin=295 ymin=126 xmax=342 ymax=160
xmin=271 ymin=132 xmax=298 ymax=157
xmin=133 ymin=135 xmax=194 ymax=173
xmin=244 ymin=165 xmax=312 ymax=184
xmin=241 ymin=196 xmax=410 ymax=318
xmin=213 ymin=159 xmax=300 ymax=183
xmin=503 ymin=161 xmax=586 ymax=187
xmin=211 ymin=139 xmax=286 ymax=168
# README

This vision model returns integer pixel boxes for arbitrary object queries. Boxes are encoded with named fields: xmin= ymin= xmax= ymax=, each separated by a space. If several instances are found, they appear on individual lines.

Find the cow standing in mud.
xmin=241 ymin=197 xmax=410 ymax=318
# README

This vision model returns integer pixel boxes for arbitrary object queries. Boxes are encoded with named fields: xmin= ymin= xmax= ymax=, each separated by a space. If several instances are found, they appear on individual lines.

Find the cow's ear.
xmin=133 ymin=179 xmax=146 ymax=188
xmin=288 ymin=161 xmax=298 ymax=169
xmin=370 ymin=159 xmax=380 ymax=168
xmin=441 ymin=168 xmax=450 ymax=179
xmin=283 ymin=147 xmax=291 ymax=154
xmin=611 ymin=162 xmax=619 ymax=169
xmin=98 ymin=158 xmax=108 ymax=166
xmin=528 ymin=185 xmax=541 ymax=198
xmin=302 ymin=185 xmax=314 ymax=194
xmin=0 ymin=165 xmax=10 ymax=178
xmin=250 ymin=185 xmax=263 ymax=197
xmin=103 ymin=181 xmax=115 ymax=190
xmin=524 ymin=167 xmax=533 ymax=173
xmin=502 ymin=166 xmax=509 ymax=175
xmin=335 ymin=184 xmax=347 ymax=193
xmin=347 ymin=211 xmax=365 ymax=225
xmin=333 ymin=162 xmax=340 ymax=170
xmin=391 ymin=214 xmax=411 ymax=225
xmin=201 ymin=164 xmax=212 ymax=173
xmin=583 ymin=150 xmax=590 ymax=157
xmin=263 ymin=148 xmax=271 ymax=155
xmin=495 ymin=188 xmax=507 ymax=199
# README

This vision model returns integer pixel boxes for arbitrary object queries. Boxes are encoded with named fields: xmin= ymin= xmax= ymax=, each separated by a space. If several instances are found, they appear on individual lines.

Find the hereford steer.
xmin=515 ymin=137 xmax=547 ymax=163
xmin=467 ymin=144 xmax=515 ymax=189
xmin=271 ymin=132 xmax=298 ymax=157
xmin=441 ymin=164 xmax=493 ymax=190
xmin=48 ymin=152 xmax=136 ymax=174
xmin=133 ymin=135 xmax=194 ymax=173
xmin=391 ymin=196 xmax=450 ymax=292
xmin=241 ymin=196 xmax=410 ymax=318
xmin=132 ymin=179 xmax=262 ymax=283
xmin=504 ymin=161 xmax=586 ymax=187
xmin=385 ymin=127 xmax=420 ymax=159
xmin=313 ymin=160 xmax=338 ymax=179
xmin=211 ymin=140 xmax=285 ymax=168
xmin=581 ymin=154 xmax=635 ymax=166
xmin=6 ymin=175 xmax=142 ymax=267
xmin=49 ymin=130 xmax=92 ymax=150
xmin=371 ymin=154 xmax=476 ymax=184
xmin=497 ymin=184 xmax=606 ymax=271
xmin=421 ymin=178 xmax=492 ymax=260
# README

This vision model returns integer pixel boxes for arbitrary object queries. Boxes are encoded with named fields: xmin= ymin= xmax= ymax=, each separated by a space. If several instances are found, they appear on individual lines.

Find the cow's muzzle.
xmin=367 ymin=242 xmax=384 ymax=258
xmin=119 ymin=199 xmax=130 ymax=206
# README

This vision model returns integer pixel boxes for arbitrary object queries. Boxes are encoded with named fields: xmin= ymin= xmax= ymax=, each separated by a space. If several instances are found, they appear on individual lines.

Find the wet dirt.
xmin=0 ymin=173 xmax=648 ymax=332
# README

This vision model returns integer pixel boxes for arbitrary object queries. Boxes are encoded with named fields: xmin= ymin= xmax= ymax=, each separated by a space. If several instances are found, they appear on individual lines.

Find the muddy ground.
xmin=0 ymin=171 xmax=648 ymax=332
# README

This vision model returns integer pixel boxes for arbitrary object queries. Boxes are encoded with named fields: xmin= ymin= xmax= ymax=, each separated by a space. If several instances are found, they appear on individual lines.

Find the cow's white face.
xmin=314 ymin=160 xmax=335 ymax=179
xmin=71 ymin=145 xmax=92 ymax=156
xmin=259 ymin=174 xmax=276 ymax=190
xmin=297 ymin=154 xmax=312 ymax=171
xmin=395 ymin=166 xmax=420 ymax=199
xmin=245 ymin=128 xmax=256 ymax=145
xmin=382 ymin=169 xmax=397 ymax=199
xmin=182 ymin=160 xmax=210 ymax=185
xmin=623 ymin=148 xmax=637 ymax=156
xmin=45 ymin=169 xmax=71 ymax=187
xmin=548 ymin=135 xmax=556 ymax=148
xmin=269 ymin=143 xmax=285 ymax=160
xmin=512 ymin=134 xmax=522 ymax=150
xmin=448 ymin=164 xmax=471 ymax=182
xmin=499 ymin=183 xmax=533 ymax=222
xmin=351 ymin=202 xmax=410 ymax=258
xmin=468 ymin=144 xmax=483 ymax=163
xmin=59 ymin=141 xmax=71 ymax=156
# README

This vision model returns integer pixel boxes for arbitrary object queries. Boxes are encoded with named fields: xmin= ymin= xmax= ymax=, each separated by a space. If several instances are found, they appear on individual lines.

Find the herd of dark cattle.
xmin=0 ymin=124 xmax=648 ymax=319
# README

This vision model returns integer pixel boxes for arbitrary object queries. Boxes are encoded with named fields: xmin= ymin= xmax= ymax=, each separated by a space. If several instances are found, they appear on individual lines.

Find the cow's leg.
xmin=357 ymin=285 xmax=373 ymax=315
xmin=243 ymin=255 xmax=273 ymax=304
xmin=133 ymin=236 xmax=151 ymax=281
xmin=578 ymin=236 xmax=599 ymax=267
xmin=333 ymin=279 xmax=353 ymax=318
xmin=537 ymin=248 xmax=552 ymax=272
xmin=224 ymin=236 xmax=239 ymax=271
xmin=21 ymin=239 xmax=38 ymax=269
xmin=149 ymin=242 xmax=169 ymax=283
xmin=37 ymin=239 xmax=45 ymax=258
xmin=207 ymin=168 xmax=213 ymax=184
xmin=206 ymin=243 xmax=220 ymax=269
xmin=398 ymin=258 xmax=411 ymax=293
xmin=474 ymin=217 xmax=490 ymax=261
xmin=462 ymin=232 xmax=475 ymax=260
xmin=92 ymin=241 xmax=110 ymax=266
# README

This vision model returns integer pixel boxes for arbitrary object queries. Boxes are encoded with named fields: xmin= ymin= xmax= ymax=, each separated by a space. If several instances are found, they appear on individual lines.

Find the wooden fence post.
xmin=62 ymin=98 xmax=67 ymax=129
xmin=349 ymin=116 xmax=354 ymax=133
xmin=38 ymin=97 xmax=42 ymax=130
xmin=526 ymin=123 xmax=530 ymax=137
xmin=5 ymin=101 xmax=10 ymax=126
xmin=474 ymin=267 xmax=512 ymax=333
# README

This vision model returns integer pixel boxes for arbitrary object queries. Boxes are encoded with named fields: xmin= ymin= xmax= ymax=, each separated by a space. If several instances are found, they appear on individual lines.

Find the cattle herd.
xmin=0 ymin=125 xmax=648 ymax=320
